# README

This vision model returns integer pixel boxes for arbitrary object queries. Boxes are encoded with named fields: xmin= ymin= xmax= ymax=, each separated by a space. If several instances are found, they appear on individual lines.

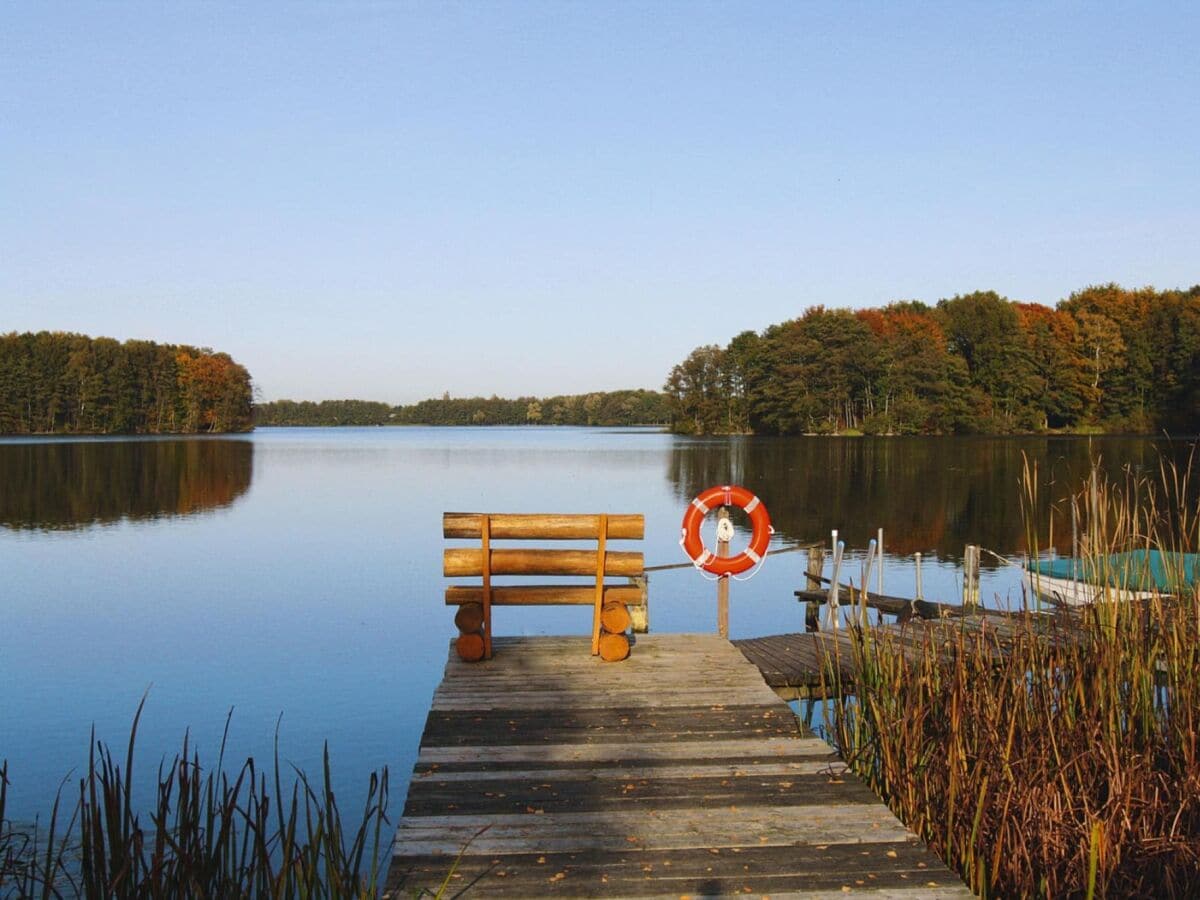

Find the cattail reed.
xmin=826 ymin=457 xmax=1200 ymax=898
xmin=0 ymin=701 xmax=391 ymax=899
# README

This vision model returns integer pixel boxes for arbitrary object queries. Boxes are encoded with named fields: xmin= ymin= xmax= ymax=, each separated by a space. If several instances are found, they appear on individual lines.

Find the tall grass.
xmin=1 ymin=701 xmax=390 ymax=899
xmin=825 ymin=458 xmax=1200 ymax=897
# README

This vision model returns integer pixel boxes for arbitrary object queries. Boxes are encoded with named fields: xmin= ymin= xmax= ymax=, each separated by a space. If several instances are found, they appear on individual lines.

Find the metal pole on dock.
xmin=876 ymin=527 xmax=884 ymax=596
xmin=824 ymin=538 xmax=844 ymax=630
xmin=861 ymin=538 xmax=877 ymax=626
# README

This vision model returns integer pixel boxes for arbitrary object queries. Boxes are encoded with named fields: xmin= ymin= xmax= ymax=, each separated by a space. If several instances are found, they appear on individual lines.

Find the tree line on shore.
xmin=254 ymin=389 xmax=671 ymax=427
xmin=10 ymin=282 xmax=1198 ymax=437
xmin=665 ymin=283 xmax=1200 ymax=435
xmin=0 ymin=331 xmax=254 ymax=434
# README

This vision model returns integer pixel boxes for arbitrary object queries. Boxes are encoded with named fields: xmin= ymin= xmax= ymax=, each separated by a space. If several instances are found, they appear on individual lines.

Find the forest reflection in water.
xmin=0 ymin=437 xmax=253 ymax=531
xmin=667 ymin=435 xmax=1199 ymax=565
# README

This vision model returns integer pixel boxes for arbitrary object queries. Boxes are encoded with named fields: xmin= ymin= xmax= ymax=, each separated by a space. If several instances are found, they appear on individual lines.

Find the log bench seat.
xmin=443 ymin=512 xmax=646 ymax=662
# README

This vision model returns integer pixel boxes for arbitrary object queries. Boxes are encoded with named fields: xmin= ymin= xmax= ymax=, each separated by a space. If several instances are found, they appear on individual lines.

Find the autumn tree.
xmin=0 ymin=332 xmax=253 ymax=435
xmin=664 ymin=345 xmax=728 ymax=433
xmin=663 ymin=283 xmax=1198 ymax=436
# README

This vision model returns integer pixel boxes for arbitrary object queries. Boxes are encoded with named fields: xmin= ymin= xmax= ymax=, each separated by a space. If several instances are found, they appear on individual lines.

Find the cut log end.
xmin=454 ymin=602 xmax=485 ymax=633
xmin=600 ymin=601 xmax=632 ymax=634
xmin=598 ymin=631 xmax=630 ymax=663
xmin=455 ymin=632 xmax=486 ymax=663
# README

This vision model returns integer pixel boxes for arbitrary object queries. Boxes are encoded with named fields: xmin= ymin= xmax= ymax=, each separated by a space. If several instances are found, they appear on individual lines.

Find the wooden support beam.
xmin=591 ymin=514 xmax=608 ymax=655
xmin=716 ymin=507 xmax=730 ymax=639
xmin=804 ymin=547 xmax=824 ymax=633
xmin=445 ymin=584 xmax=643 ymax=606
xmin=795 ymin=589 xmax=958 ymax=620
xmin=600 ymin=601 xmax=632 ymax=633
xmin=963 ymin=544 xmax=981 ymax=612
xmin=481 ymin=515 xmax=493 ymax=659
xmin=444 ymin=513 xmax=643 ymax=541
xmin=629 ymin=575 xmax=649 ymax=633
xmin=444 ymin=548 xmax=643 ymax=577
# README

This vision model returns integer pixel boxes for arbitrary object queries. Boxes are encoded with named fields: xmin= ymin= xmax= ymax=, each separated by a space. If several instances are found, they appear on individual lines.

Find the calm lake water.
xmin=1 ymin=427 xmax=1194 ymax=826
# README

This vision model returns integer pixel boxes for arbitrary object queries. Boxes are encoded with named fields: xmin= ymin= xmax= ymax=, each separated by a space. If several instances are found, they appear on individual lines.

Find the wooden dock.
xmin=386 ymin=633 xmax=971 ymax=898
xmin=734 ymin=613 xmax=1046 ymax=700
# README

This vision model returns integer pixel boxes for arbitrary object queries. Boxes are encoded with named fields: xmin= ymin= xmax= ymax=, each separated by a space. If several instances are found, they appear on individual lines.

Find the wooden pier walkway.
xmin=386 ymin=633 xmax=971 ymax=898
xmin=734 ymin=613 xmax=1043 ymax=700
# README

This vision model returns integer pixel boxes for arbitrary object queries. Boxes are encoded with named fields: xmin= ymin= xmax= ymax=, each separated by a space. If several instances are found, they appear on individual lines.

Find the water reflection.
xmin=0 ymin=438 xmax=253 ymax=531
xmin=667 ymin=436 xmax=1197 ymax=564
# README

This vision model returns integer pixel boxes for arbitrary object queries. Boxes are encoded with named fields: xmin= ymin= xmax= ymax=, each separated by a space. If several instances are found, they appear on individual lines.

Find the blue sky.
xmin=3 ymin=2 xmax=1197 ymax=403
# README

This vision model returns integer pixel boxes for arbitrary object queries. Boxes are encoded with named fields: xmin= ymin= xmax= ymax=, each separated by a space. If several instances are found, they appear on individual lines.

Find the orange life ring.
xmin=680 ymin=484 xmax=772 ymax=577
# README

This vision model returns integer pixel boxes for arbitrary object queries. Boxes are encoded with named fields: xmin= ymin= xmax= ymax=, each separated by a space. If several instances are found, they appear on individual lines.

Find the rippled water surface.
xmin=1 ymin=427 xmax=1193 ymax=823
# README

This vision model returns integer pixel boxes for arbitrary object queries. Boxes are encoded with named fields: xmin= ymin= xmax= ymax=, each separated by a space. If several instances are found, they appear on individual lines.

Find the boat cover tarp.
xmin=1028 ymin=550 xmax=1200 ymax=593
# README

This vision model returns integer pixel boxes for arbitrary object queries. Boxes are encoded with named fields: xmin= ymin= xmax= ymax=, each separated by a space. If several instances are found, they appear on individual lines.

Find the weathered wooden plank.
xmin=410 ymin=760 xmax=846 ymax=781
xmin=416 ymin=736 xmax=835 ymax=766
xmin=388 ymin=841 xmax=962 ymax=897
xmin=403 ymin=771 xmax=881 ymax=817
xmin=430 ymin=690 xmax=782 ymax=710
xmin=393 ymin=803 xmax=920 ymax=852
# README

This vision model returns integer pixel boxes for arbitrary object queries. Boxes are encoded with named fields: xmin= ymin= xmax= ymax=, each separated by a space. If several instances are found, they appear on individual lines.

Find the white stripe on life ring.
xmin=743 ymin=495 xmax=760 ymax=513
xmin=745 ymin=548 xmax=761 ymax=564
xmin=692 ymin=497 xmax=710 ymax=515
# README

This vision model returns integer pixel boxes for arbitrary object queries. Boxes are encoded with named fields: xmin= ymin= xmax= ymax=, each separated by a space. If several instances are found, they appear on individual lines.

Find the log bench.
xmin=443 ymin=512 xmax=646 ymax=662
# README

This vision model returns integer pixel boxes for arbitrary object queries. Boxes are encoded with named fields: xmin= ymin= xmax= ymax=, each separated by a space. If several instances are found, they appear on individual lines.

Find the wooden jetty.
xmin=733 ymin=613 xmax=1029 ymax=701
xmin=386 ymin=633 xmax=971 ymax=898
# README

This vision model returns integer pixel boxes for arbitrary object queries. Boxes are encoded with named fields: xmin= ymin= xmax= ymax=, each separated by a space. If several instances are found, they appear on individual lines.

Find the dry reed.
xmin=1 ymin=700 xmax=391 ymax=899
xmin=825 ymin=457 xmax=1200 ymax=898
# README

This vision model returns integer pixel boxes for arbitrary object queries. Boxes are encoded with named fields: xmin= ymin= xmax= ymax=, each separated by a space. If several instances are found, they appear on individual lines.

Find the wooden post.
xmin=962 ymin=544 xmax=980 ymax=612
xmin=628 ymin=575 xmax=649 ymax=633
xmin=805 ymin=546 xmax=825 ymax=632
xmin=716 ymin=507 xmax=731 ymax=638
xmin=590 ymin=514 xmax=609 ymax=655
xmin=481 ymin=515 xmax=493 ymax=659
xmin=914 ymin=552 xmax=923 ymax=601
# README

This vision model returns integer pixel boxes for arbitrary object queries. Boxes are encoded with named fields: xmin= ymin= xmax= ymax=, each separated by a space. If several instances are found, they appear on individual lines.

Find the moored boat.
xmin=1026 ymin=549 xmax=1200 ymax=606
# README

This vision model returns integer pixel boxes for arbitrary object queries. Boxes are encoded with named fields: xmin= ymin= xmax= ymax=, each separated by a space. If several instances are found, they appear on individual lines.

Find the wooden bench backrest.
xmin=443 ymin=512 xmax=644 ymax=659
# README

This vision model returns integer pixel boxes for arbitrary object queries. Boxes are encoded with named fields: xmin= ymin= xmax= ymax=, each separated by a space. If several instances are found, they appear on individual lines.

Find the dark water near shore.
xmin=1 ymin=428 xmax=1194 ymax=825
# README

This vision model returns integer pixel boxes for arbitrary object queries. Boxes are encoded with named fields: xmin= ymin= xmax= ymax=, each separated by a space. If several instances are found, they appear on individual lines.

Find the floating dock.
xmin=386 ymin=633 xmax=971 ymax=897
